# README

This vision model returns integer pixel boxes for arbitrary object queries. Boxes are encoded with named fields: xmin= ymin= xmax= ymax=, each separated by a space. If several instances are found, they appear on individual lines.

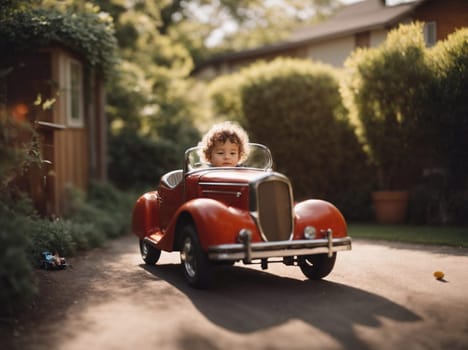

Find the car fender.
xmin=159 ymin=198 xmax=260 ymax=252
xmin=132 ymin=191 xmax=160 ymax=239
xmin=294 ymin=199 xmax=347 ymax=239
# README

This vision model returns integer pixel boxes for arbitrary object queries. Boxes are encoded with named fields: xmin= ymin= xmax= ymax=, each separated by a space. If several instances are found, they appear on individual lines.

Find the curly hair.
xmin=199 ymin=121 xmax=250 ymax=163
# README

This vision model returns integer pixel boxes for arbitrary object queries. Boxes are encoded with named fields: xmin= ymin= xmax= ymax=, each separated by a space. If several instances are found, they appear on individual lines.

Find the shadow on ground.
xmin=143 ymin=263 xmax=421 ymax=350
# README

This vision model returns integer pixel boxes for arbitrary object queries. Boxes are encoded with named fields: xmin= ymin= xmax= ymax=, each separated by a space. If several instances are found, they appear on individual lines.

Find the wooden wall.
xmin=50 ymin=48 xmax=92 ymax=216
xmin=4 ymin=46 xmax=107 ymax=217
xmin=53 ymin=128 xmax=88 ymax=214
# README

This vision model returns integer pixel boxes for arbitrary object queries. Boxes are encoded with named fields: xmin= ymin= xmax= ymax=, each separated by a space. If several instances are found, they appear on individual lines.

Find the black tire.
xmin=139 ymin=239 xmax=161 ymax=265
xmin=298 ymin=253 xmax=336 ymax=280
xmin=179 ymin=224 xmax=212 ymax=288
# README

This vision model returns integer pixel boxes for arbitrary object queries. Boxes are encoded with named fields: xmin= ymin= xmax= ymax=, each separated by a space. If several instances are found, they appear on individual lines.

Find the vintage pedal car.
xmin=132 ymin=143 xmax=351 ymax=288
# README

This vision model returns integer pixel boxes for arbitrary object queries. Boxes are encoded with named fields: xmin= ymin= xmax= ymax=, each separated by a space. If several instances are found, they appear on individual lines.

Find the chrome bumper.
xmin=207 ymin=235 xmax=352 ymax=262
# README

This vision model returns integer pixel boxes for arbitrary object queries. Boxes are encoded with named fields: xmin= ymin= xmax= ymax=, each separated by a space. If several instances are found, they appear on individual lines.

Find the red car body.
xmin=132 ymin=144 xmax=351 ymax=287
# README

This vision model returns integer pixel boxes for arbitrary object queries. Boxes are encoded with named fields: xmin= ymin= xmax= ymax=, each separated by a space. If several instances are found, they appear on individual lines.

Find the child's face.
xmin=209 ymin=140 xmax=240 ymax=167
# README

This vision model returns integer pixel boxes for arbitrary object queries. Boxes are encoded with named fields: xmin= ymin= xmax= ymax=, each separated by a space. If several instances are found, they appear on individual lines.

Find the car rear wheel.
xmin=298 ymin=253 xmax=336 ymax=280
xmin=180 ymin=224 xmax=212 ymax=288
xmin=139 ymin=239 xmax=161 ymax=265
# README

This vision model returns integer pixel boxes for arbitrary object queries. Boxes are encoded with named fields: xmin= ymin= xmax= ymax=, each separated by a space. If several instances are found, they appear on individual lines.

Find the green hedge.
xmin=239 ymin=58 xmax=375 ymax=220
xmin=208 ymin=73 xmax=246 ymax=125
xmin=108 ymin=129 xmax=183 ymax=190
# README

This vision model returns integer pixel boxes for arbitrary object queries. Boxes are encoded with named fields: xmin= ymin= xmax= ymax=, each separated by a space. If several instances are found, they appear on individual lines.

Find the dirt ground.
xmin=1 ymin=234 xmax=468 ymax=350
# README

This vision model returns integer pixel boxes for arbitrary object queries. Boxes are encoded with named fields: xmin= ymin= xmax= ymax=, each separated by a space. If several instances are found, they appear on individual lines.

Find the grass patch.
xmin=348 ymin=223 xmax=468 ymax=248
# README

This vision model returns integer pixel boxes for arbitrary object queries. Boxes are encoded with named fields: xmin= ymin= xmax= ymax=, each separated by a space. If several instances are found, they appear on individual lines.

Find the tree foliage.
xmin=161 ymin=0 xmax=340 ymax=64
xmin=0 ymin=0 xmax=118 ymax=75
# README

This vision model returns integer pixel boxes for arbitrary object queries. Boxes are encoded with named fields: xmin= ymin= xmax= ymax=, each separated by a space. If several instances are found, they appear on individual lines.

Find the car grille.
xmin=254 ymin=176 xmax=293 ymax=241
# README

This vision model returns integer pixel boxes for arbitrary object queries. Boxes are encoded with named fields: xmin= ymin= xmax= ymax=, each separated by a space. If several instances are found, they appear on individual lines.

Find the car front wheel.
xmin=298 ymin=253 xmax=336 ymax=280
xmin=139 ymin=239 xmax=161 ymax=265
xmin=180 ymin=224 xmax=212 ymax=288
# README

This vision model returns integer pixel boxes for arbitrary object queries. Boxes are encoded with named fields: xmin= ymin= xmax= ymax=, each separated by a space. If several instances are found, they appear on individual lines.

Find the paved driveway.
xmin=2 ymin=235 xmax=468 ymax=350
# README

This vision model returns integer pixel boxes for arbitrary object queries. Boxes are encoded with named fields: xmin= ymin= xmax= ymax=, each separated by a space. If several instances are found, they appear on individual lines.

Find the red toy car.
xmin=132 ymin=143 xmax=351 ymax=288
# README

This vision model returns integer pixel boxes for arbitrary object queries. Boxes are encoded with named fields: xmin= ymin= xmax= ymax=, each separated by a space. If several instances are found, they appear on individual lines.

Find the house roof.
xmin=291 ymin=0 xmax=425 ymax=42
xmin=194 ymin=0 xmax=427 ymax=71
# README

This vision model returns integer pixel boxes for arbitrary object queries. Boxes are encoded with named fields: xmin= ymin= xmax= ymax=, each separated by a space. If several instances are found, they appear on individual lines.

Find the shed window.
xmin=67 ymin=59 xmax=84 ymax=127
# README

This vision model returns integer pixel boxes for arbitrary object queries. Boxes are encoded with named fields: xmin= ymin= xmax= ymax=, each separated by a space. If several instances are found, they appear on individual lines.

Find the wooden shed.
xmin=2 ymin=46 xmax=107 ymax=217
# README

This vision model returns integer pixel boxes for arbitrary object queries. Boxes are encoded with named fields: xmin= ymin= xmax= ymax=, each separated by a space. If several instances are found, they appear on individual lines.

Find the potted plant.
xmin=344 ymin=23 xmax=432 ymax=223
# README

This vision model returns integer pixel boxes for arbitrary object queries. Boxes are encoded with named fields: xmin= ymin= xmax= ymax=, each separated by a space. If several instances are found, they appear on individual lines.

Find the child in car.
xmin=199 ymin=121 xmax=249 ymax=167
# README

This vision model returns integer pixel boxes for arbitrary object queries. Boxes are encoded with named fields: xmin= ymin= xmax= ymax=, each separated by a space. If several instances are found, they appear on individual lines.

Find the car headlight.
xmin=304 ymin=226 xmax=316 ymax=239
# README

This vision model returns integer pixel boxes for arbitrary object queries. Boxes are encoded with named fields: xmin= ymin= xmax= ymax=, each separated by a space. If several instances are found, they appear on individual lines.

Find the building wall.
xmin=305 ymin=36 xmax=355 ymax=67
xmin=369 ymin=28 xmax=389 ymax=47
xmin=3 ymin=46 xmax=106 ymax=217
xmin=53 ymin=128 xmax=88 ymax=213
xmin=86 ymin=73 xmax=107 ymax=181
xmin=51 ymin=48 xmax=89 ymax=215
xmin=413 ymin=0 xmax=468 ymax=40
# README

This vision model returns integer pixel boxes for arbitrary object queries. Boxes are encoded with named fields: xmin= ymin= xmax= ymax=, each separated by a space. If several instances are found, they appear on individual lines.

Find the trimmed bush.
xmin=240 ymin=58 xmax=374 ymax=220
xmin=208 ymin=73 xmax=246 ymax=125
xmin=429 ymin=28 xmax=468 ymax=190
xmin=344 ymin=22 xmax=433 ymax=191
xmin=419 ymin=28 xmax=468 ymax=225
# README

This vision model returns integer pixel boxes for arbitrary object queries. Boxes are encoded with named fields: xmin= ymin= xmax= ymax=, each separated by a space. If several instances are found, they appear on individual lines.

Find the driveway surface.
xmin=2 ymin=234 xmax=467 ymax=350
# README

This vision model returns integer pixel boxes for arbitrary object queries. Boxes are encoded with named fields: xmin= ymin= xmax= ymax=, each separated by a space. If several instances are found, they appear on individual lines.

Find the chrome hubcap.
xmin=141 ymin=241 xmax=148 ymax=258
xmin=181 ymin=237 xmax=196 ymax=278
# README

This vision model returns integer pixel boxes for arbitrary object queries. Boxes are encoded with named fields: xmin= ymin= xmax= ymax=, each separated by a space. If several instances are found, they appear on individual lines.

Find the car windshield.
xmin=184 ymin=143 xmax=273 ymax=173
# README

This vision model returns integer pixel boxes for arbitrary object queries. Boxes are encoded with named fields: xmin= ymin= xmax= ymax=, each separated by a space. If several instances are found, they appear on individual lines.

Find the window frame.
xmin=66 ymin=58 xmax=84 ymax=128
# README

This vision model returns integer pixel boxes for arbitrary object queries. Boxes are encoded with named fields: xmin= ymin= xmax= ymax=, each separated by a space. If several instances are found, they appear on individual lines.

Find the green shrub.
xmin=28 ymin=219 xmax=77 ymax=260
xmin=108 ymin=129 xmax=189 ymax=190
xmin=208 ymin=73 xmax=246 ymax=125
xmin=240 ymin=58 xmax=374 ymax=220
xmin=344 ymin=22 xmax=433 ymax=191
xmin=0 ymin=116 xmax=42 ymax=313
xmin=67 ymin=221 xmax=95 ymax=251
xmin=0 ymin=178 xmax=134 ymax=313
xmin=0 ymin=196 xmax=36 ymax=314
xmin=65 ymin=181 xmax=135 ymax=239
xmin=428 ymin=28 xmax=468 ymax=192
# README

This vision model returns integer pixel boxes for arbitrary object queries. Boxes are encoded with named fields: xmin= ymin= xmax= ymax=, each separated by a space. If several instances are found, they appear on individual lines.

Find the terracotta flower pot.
xmin=372 ymin=190 xmax=409 ymax=224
